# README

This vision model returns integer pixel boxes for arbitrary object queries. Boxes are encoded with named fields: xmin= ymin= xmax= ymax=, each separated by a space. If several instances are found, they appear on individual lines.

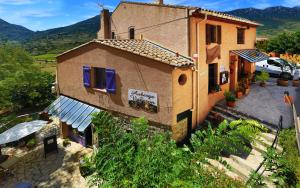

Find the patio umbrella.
xmin=0 ymin=120 xmax=48 ymax=145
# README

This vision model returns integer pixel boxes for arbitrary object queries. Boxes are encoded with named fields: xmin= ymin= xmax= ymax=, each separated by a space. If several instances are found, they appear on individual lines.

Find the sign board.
xmin=43 ymin=135 xmax=58 ymax=158
xmin=220 ymin=71 xmax=229 ymax=85
xmin=128 ymin=89 xmax=158 ymax=113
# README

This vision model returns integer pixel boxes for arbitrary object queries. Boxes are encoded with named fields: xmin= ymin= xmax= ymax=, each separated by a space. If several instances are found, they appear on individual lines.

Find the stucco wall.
xmin=108 ymin=3 xmax=190 ymax=56
xmin=57 ymin=43 xmax=174 ymax=127
xmin=190 ymin=17 xmax=257 ymax=126
xmin=171 ymin=67 xmax=193 ymax=140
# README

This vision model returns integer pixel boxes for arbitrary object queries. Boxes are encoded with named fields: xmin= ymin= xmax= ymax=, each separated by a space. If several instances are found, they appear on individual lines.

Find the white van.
xmin=256 ymin=57 xmax=300 ymax=80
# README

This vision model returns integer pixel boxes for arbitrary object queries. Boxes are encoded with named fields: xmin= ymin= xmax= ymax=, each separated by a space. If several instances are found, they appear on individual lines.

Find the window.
xmin=129 ymin=27 xmax=135 ymax=39
xmin=94 ymin=68 xmax=106 ymax=89
xmin=206 ymin=24 xmax=221 ymax=44
xmin=82 ymin=66 xmax=116 ymax=94
xmin=267 ymin=60 xmax=282 ymax=68
xmin=178 ymin=74 xmax=187 ymax=85
xmin=208 ymin=63 xmax=218 ymax=93
xmin=237 ymin=28 xmax=245 ymax=44
xmin=111 ymin=32 xmax=115 ymax=39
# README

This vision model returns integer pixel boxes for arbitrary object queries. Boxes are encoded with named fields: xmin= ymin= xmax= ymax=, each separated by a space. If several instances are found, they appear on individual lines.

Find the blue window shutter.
xmin=105 ymin=69 xmax=116 ymax=93
xmin=83 ymin=66 xmax=91 ymax=87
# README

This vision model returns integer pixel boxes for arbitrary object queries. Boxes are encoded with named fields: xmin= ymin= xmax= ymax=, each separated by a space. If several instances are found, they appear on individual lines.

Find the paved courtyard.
xmin=234 ymin=78 xmax=300 ymax=128
xmin=0 ymin=139 xmax=92 ymax=188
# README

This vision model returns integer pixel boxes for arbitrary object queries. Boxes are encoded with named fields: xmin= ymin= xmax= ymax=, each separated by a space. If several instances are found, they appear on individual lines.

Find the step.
xmin=221 ymin=156 xmax=251 ymax=180
xmin=254 ymin=136 xmax=283 ymax=153
xmin=213 ymin=105 xmax=246 ymax=120
xmin=210 ymin=110 xmax=235 ymax=122
xmin=215 ymin=104 xmax=278 ymax=131
xmin=206 ymin=159 xmax=241 ymax=181
xmin=260 ymin=132 xmax=276 ymax=143
xmin=229 ymin=148 xmax=264 ymax=173
xmin=252 ymin=139 xmax=268 ymax=154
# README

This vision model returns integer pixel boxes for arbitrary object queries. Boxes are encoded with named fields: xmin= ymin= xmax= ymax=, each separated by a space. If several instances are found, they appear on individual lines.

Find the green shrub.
xmin=278 ymin=129 xmax=300 ymax=186
xmin=224 ymin=91 xmax=236 ymax=102
xmin=82 ymin=112 xmax=267 ymax=187
xmin=26 ymin=138 xmax=37 ymax=149
xmin=256 ymin=71 xmax=269 ymax=84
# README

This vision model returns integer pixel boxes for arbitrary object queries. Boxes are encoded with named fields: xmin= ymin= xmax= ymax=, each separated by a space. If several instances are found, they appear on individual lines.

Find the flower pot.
xmin=292 ymin=80 xmax=300 ymax=87
xmin=226 ymin=101 xmax=235 ymax=108
xmin=245 ymin=88 xmax=250 ymax=95
xmin=260 ymin=82 xmax=266 ymax=87
xmin=236 ymin=92 xmax=243 ymax=99
xmin=270 ymin=52 xmax=279 ymax=57
xmin=277 ymin=79 xmax=289 ymax=87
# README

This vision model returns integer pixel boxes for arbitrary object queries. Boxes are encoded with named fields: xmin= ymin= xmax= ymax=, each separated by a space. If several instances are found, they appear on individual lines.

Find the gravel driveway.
xmin=235 ymin=78 xmax=300 ymax=128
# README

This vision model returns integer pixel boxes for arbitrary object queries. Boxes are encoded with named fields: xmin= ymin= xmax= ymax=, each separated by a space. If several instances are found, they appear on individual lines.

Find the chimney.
xmin=97 ymin=9 xmax=111 ymax=39
xmin=155 ymin=0 xmax=163 ymax=5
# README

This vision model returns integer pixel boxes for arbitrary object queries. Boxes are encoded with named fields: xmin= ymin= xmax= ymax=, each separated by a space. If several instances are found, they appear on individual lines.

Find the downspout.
xmin=195 ymin=12 xmax=207 ymax=127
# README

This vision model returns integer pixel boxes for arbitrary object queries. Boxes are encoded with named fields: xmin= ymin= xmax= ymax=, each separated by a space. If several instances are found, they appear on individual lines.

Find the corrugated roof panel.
xmin=45 ymin=96 xmax=101 ymax=132
xmin=61 ymin=102 xmax=83 ymax=122
xmin=71 ymin=106 xmax=95 ymax=129
xmin=52 ymin=98 xmax=74 ymax=116
xmin=48 ymin=97 xmax=69 ymax=115
xmin=77 ymin=108 xmax=101 ymax=132
xmin=231 ymin=49 xmax=269 ymax=63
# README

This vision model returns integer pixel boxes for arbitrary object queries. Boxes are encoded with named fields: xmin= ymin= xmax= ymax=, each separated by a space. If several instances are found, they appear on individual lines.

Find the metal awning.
xmin=0 ymin=120 xmax=48 ymax=145
xmin=230 ymin=49 xmax=269 ymax=63
xmin=44 ymin=96 xmax=100 ymax=132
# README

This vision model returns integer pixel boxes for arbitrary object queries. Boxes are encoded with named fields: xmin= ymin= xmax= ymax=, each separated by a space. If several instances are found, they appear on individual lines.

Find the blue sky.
xmin=0 ymin=0 xmax=299 ymax=31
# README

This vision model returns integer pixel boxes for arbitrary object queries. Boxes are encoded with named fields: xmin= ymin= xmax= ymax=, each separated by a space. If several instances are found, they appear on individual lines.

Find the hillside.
xmin=226 ymin=6 xmax=300 ymax=37
xmin=0 ymin=19 xmax=34 ymax=42
xmin=0 ymin=6 xmax=299 ymax=54
xmin=23 ymin=15 xmax=100 ymax=55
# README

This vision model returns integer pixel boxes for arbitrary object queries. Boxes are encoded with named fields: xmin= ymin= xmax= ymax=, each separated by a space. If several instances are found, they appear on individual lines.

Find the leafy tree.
xmin=267 ymin=31 xmax=300 ymax=54
xmin=0 ymin=43 xmax=55 ymax=110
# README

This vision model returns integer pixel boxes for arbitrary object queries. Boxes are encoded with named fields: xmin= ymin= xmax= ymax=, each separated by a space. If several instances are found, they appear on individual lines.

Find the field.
xmin=33 ymin=53 xmax=57 ymax=75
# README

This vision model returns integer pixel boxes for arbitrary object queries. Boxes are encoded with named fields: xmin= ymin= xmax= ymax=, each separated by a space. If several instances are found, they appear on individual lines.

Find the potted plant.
xmin=256 ymin=71 xmax=269 ymax=87
xmin=224 ymin=91 xmax=236 ymax=107
xmin=236 ymin=84 xmax=243 ymax=99
xmin=63 ymin=138 xmax=71 ymax=147
xmin=209 ymin=84 xmax=221 ymax=94
xmin=292 ymin=78 xmax=300 ymax=87
xmin=277 ymin=72 xmax=290 ymax=87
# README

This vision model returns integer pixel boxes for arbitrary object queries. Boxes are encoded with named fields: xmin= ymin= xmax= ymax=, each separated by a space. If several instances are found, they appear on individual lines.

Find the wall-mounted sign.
xmin=128 ymin=89 xmax=158 ymax=113
xmin=220 ymin=71 xmax=229 ymax=85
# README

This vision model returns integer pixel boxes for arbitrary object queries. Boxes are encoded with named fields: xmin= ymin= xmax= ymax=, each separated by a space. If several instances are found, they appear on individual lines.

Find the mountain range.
xmin=0 ymin=6 xmax=299 ymax=55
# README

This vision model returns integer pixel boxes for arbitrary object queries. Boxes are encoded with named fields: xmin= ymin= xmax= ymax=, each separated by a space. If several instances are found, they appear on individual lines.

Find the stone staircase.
xmin=204 ymin=103 xmax=283 ymax=187
xmin=206 ymin=103 xmax=278 ymax=131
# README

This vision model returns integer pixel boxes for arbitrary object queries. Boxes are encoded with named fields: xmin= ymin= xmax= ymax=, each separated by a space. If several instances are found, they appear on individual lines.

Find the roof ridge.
xmin=120 ymin=1 xmax=198 ymax=10
xmin=120 ymin=1 xmax=260 ymax=26
xmin=144 ymin=39 xmax=193 ymax=61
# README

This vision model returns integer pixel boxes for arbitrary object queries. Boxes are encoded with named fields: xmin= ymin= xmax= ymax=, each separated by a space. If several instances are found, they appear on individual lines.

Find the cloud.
xmin=284 ymin=0 xmax=300 ymax=7
xmin=0 ymin=0 xmax=35 ymax=5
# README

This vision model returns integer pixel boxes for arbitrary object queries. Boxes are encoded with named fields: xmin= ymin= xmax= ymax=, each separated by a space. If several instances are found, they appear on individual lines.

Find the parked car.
xmin=256 ymin=57 xmax=300 ymax=80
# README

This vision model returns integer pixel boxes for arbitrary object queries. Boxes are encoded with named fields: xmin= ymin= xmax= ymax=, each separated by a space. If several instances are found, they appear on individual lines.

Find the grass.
xmin=33 ymin=53 xmax=57 ymax=61
xmin=32 ymin=53 xmax=57 ymax=75
xmin=279 ymin=128 xmax=300 ymax=186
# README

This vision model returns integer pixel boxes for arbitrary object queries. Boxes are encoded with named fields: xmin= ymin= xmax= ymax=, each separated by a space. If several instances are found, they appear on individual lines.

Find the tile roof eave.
xmin=196 ymin=9 xmax=262 ymax=26
xmin=58 ymin=39 xmax=195 ymax=68
xmin=95 ymin=40 xmax=194 ymax=67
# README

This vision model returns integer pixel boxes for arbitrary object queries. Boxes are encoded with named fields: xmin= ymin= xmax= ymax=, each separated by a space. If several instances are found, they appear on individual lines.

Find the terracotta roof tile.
xmin=95 ymin=39 xmax=194 ymax=67
xmin=120 ymin=1 xmax=261 ymax=26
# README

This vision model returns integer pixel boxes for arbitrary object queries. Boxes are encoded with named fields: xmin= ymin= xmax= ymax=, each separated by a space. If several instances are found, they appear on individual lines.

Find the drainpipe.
xmin=195 ymin=13 xmax=207 ymax=127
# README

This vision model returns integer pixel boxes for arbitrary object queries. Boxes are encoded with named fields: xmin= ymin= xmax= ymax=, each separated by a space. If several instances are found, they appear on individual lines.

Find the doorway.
xmin=176 ymin=110 xmax=192 ymax=145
